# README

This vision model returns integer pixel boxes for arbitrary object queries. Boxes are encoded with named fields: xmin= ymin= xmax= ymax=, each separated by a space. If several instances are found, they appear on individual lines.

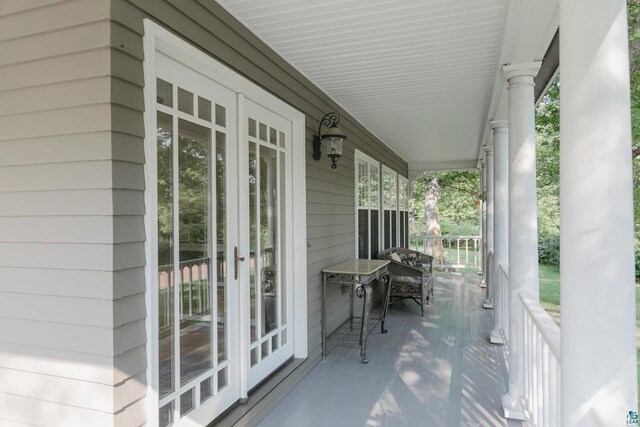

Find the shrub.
xmin=538 ymin=234 xmax=560 ymax=266
xmin=440 ymin=220 xmax=479 ymax=237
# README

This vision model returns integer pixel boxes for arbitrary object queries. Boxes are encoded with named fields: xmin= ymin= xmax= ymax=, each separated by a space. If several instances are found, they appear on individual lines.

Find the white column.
xmin=490 ymin=120 xmax=508 ymax=343
xmin=483 ymin=144 xmax=495 ymax=308
xmin=501 ymin=62 xmax=540 ymax=420
xmin=478 ymin=159 xmax=485 ymax=284
xmin=560 ymin=1 xmax=638 ymax=425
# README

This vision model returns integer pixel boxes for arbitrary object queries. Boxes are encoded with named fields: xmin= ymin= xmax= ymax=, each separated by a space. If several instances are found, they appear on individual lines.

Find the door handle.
xmin=234 ymin=246 xmax=245 ymax=280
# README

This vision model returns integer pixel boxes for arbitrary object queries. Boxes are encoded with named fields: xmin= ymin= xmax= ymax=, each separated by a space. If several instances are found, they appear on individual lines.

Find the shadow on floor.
xmin=257 ymin=272 xmax=522 ymax=427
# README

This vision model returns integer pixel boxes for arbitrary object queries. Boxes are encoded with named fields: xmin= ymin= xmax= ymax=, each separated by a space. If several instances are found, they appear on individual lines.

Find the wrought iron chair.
xmin=377 ymin=247 xmax=434 ymax=316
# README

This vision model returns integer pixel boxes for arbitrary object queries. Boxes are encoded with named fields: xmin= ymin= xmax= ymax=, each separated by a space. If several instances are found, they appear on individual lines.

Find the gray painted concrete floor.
xmin=258 ymin=272 xmax=522 ymax=427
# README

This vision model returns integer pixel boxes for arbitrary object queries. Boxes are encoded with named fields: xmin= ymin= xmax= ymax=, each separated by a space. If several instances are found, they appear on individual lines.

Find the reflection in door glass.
xmin=249 ymin=142 xmax=258 ymax=343
xmin=216 ymin=131 xmax=227 ymax=363
xmin=157 ymin=112 xmax=174 ymax=398
xmin=280 ymin=151 xmax=287 ymax=326
xmin=260 ymin=147 xmax=278 ymax=335
xmin=178 ymin=119 xmax=213 ymax=385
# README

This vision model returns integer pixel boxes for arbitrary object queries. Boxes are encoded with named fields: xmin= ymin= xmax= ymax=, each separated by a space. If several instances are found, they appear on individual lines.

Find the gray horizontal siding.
xmin=106 ymin=0 xmax=408 ymax=426
xmin=0 ymin=0 xmax=145 ymax=425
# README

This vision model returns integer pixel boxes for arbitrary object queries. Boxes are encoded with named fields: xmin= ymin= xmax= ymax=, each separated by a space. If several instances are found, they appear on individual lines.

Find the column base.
xmin=490 ymin=329 xmax=504 ymax=344
xmin=502 ymin=394 xmax=525 ymax=420
xmin=482 ymin=298 xmax=494 ymax=309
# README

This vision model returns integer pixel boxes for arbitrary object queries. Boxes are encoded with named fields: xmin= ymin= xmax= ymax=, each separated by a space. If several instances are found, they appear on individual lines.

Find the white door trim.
xmin=142 ymin=19 xmax=307 ymax=425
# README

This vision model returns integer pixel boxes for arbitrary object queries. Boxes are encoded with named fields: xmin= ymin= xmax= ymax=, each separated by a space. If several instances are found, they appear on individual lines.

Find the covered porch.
xmin=0 ymin=0 xmax=636 ymax=426
xmin=258 ymin=272 xmax=521 ymax=427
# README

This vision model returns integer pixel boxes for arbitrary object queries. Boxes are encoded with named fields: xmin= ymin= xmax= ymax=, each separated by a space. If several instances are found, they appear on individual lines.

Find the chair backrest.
xmin=378 ymin=247 xmax=433 ymax=272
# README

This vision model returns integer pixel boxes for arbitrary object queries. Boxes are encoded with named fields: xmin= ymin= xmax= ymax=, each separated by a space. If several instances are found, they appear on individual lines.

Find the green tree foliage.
xmin=629 ymin=0 xmax=640 ymax=280
xmin=534 ymin=0 xmax=640 ymax=278
xmin=536 ymin=78 xmax=560 ymax=253
xmin=410 ymin=170 xmax=480 ymax=237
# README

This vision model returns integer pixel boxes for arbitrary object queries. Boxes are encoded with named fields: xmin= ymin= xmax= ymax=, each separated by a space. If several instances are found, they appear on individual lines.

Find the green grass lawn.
xmin=538 ymin=264 xmax=640 ymax=404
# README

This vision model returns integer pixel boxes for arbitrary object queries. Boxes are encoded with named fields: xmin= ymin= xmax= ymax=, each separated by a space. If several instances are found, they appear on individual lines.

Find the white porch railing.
xmin=158 ymin=257 xmax=212 ymax=330
xmin=496 ymin=263 xmax=509 ymax=341
xmin=519 ymin=291 xmax=562 ymax=426
xmin=495 ymin=263 xmax=561 ymax=425
xmin=409 ymin=235 xmax=480 ymax=269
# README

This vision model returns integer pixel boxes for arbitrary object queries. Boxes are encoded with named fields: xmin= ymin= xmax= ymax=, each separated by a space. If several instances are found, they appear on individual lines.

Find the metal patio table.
xmin=321 ymin=259 xmax=392 ymax=364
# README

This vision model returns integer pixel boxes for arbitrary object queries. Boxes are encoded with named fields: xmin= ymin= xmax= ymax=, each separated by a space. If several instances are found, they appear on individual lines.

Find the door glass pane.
xmin=259 ymin=123 xmax=267 ymax=141
xmin=178 ymin=88 xmax=193 ymax=115
xmin=216 ymin=131 xmax=227 ymax=363
xmin=260 ymin=147 xmax=278 ymax=336
xmin=180 ymin=388 xmax=194 ymax=416
xmin=218 ymin=367 xmax=228 ymax=390
xmin=200 ymin=376 xmax=212 ymax=403
xmin=279 ymin=151 xmax=287 ymax=326
xmin=249 ymin=142 xmax=258 ymax=343
xmin=159 ymin=402 xmax=174 ymax=427
xmin=198 ymin=97 xmax=211 ymax=121
xmin=269 ymin=127 xmax=277 ymax=145
xmin=157 ymin=111 xmax=174 ymax=398
xmin=215 ymin=104 xmax=226 ymax=127
xmin=178 ymin=119 xmax=212 ymax=385
xmin=157 ymin=79 xmax=173 ymax=107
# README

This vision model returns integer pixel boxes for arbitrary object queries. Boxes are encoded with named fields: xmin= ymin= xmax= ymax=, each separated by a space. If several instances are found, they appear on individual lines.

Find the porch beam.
xmin=490 ymin=120 xmax=508 ymax=343
xmin=560 ymin=0 xmax=638 ymax=424
xmin=501 ymin=61 xmax=541 ymax=421
xmin=483 ymin=142 xmax=495 ymax=309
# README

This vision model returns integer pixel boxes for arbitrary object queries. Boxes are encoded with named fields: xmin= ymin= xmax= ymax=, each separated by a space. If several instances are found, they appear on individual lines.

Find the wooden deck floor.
xmin=258 ymin=272 xmax=522 ymax=427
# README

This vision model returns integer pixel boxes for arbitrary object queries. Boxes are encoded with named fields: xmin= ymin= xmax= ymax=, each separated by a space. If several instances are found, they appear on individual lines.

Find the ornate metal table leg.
xmin=358 ymin=283 xmax=373 ymax=364
xmin=322 ymin=273 xmax=327 ymax=358
xmin=349 ymin=284 xmax=354 ymax=331
xmin=380 ymin=271 xmax=392 ymax=334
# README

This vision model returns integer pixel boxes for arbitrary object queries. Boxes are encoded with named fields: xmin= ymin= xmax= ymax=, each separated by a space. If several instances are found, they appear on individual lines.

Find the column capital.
xmin=502 ymin=62 xmax=541 ymax=85
xmin=484 ymin=143 xmax=494 ymax=154
xmin=490 ymin=120 xmax=509 ymax=133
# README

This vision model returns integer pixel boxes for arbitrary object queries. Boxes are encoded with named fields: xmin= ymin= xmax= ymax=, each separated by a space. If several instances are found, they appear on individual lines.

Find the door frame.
xmin=142 ymin=19 xmax=307 ymax=426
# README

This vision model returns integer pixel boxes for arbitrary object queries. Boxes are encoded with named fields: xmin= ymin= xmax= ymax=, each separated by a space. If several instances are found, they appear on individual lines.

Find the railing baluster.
xmin=464 ymin=239 xmax=468 ymax=267
xmin=543 ymin=342 xmax=550 ymax=427
xmin=187 ymin=265 xmax=193 ymax=317
xmin=407 ymin=235 xmax=485 ymax=269
xmin=515 ymin=291 xmax=562 ymax=427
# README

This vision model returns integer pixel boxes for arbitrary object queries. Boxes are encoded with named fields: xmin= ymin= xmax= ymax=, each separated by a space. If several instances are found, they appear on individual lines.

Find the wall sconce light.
xmin=313 ymin=112 xmax=346 ymax=169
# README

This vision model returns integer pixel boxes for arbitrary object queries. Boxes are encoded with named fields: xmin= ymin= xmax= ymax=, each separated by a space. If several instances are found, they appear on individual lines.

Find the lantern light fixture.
xmin=313 ymin=112 xmax=346 ymax=169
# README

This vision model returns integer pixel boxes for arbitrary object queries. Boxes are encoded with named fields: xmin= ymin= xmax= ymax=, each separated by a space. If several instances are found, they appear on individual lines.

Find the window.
xmin=382 ymin=166 xmax=398 ymax=249
xmin=398 ymin=176 xmax=409 ymax=248
xmin=356 ymin=154 xmax=409 ymax=255
xmin=355 ymin=151 xmax=380 ymax=259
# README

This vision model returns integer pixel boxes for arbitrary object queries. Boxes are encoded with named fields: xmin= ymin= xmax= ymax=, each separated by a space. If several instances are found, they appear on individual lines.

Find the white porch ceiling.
xmin=216 ymin=0 xmax=557 ymax=171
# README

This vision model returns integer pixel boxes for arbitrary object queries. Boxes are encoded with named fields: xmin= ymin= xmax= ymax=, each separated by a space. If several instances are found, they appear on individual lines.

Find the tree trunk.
xmin=423 ymin=176 xmax=444 ymax=264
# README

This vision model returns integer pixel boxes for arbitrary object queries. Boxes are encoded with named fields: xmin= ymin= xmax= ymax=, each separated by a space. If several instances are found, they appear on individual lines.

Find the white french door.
xmin=240 ymin=100 xmax=294 ymax=390
xmin=152 ymin=52 xmax=240 ymax=426
xmin=145 ymin=26 xmax=301 ymax=427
